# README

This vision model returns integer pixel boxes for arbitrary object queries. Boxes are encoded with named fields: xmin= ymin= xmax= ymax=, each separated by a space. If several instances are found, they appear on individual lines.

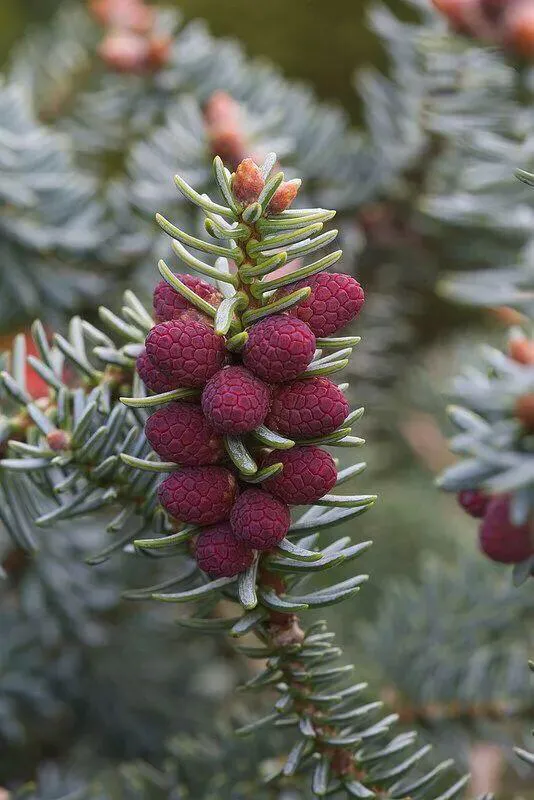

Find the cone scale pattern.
xmin=275 ymin=272 xmax=365 ymax=337
xmin=145 ymin=402 xmax=224 ymax=465
xmin=194 ymin=524 xmax=254 ymax=578
xmin=242 ymin=315 xmax=316 ymax=383
xmin=230 ymin=489 xmax=290 ymax=550
xmin=134 ymin=154 xmax=368 ymax=578
xmin=201 ymin=366 xmax=270 ymax=434
xmin=153 ymin=276 xmax=223 ymax=324
xmin=158 ymin=467 xmax=237 ymax=526
xmin=266 ymin=377 xmax=350 ymax=438
xmin=145 ymin=318 xmax=226 ymax=388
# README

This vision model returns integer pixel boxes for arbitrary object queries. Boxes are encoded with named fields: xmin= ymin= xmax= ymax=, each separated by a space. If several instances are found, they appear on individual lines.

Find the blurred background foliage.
xmin=0 ymin=0 xmax=411 ymax=120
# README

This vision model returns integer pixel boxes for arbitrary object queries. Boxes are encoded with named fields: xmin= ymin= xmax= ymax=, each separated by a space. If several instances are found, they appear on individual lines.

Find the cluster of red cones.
xmin=137 ymin=263 xmax=363 ymax=576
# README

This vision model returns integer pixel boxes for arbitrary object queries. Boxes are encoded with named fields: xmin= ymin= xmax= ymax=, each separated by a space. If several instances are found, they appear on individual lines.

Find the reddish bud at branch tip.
xmin=98 ymin=31 xmax=171 ymax=74
xmin=204 ymin=92 xmax=241 ymax=127
xmin=46 ymin=430 xmax=72 ymax=452
xmin=509 ymin=337 xmax=534 ymax=365
xmin=267 ymin=179 xmax=301 ymax=215
xmin=232 ymin=158 xmax=265 ymax=205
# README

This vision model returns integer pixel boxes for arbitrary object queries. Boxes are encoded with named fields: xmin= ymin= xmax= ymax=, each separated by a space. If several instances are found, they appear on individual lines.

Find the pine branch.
xmin=351 ymin=0 xmax=534 ymax=428
xmin=0 ymin=153 xmax=476 ymax=797
xmin=0 ymin=80 xmax=108 ymax=331
xmin=0 ymin=1 xmax=531 ymax=792
xmin=435 ymin=169 xmax=534 ymax=580
xmin=364 ymin=555 xmax=534 ymax=766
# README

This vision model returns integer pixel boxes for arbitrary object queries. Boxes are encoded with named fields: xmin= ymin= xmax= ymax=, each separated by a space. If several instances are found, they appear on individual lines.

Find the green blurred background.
xmin=0 ymin=0 xmax=408 ymax=122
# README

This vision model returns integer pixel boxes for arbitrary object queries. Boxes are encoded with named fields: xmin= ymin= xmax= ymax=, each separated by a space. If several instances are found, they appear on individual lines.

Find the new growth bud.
xmin=46 ymin=430 xmax=72 ymax=452
xmin=94 ymin=0 xmax=171 ymax=73
xmin=509 ymin=337 xmax=534 ymax=365
xmin=90 ymin=0 xmax=155 ymax=32
xmin=99 ymin=31 xmax=151 ymax=74
xmin=267 ymin=179 xmax=301 ymax=215
xmin=204 ymin=92 xmax=248 ymax=169
xmin=505 ymin=0 xmax=534 ymax=58
xmin=232 ymin=158 xmax=265 ymax=205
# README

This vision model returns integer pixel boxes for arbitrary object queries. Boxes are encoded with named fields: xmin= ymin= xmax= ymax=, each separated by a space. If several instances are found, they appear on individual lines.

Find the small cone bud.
xmin=98 ymin=30 xmax=150 ymax=74
xmin=201 ymin=366 xmax=270 ymax=434
xmin=490 ymin=306 xmax=527 ymax=326
xmin=509 ymin=337 xmax=534 ymax=365
xmin=90 ymin=0 xmax=155 ymax=34
xmin=46 ymin=430 xmax=72 ymax=452
xmin=145 ymin=319 xmax=226 ymax=389
xmin=243 ymin=315 xmax=316 ymax=383
xmin=515 ymin=393 xmax=534 ymax=431
xmin=267 ymin=179 xmax=301 ymax=215
xmin=232 ymin=159 xmax=265 ymax=205
xmin=204 ymin=92 xmax=241 ymax=127
xmin=208 ymin=127 xmax=247 ymax=170
xmin=194 ymin=523 xmax=253 ymax=578
xmin=275 ymin=272 xmax=364 ymax=337
xmin=153 ymin=275 xmax=222 ymax=324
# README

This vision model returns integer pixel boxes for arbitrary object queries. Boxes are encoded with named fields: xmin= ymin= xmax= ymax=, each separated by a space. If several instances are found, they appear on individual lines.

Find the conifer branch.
xmin=0 ymin=151 xmax=475 ymax=797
